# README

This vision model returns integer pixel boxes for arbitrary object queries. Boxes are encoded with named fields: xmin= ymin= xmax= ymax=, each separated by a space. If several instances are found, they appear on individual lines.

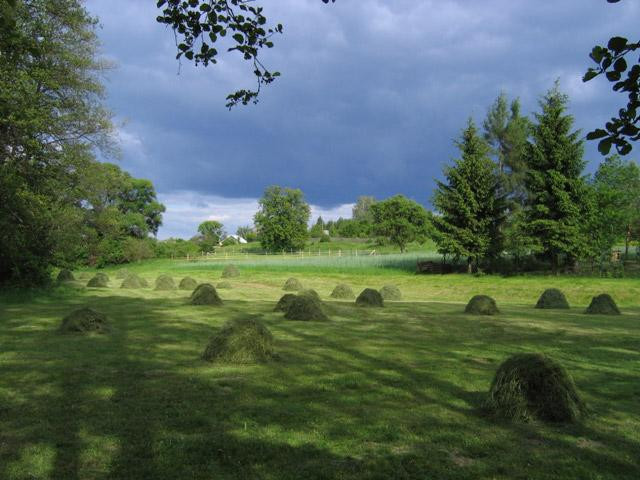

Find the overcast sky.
xmin=85 ymin=0 xmax=639 ymax=239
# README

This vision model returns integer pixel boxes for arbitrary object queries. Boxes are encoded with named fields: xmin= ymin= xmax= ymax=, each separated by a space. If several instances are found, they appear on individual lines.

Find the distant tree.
xmin=432 ymin=119 xmax=507 ymax=272
xmin=370 ymin=195 xmax=429 ymax=252
xmin=352 ymin=196 xmax=376 ymax=223
xmin=523 ymin=83 xmax=592 ymax=271
xmin=254 ymin=186 xmax=310 ymax=251
xmin=236 ymin=225 xmax=257 ymax=242
xmin=197 ymin=220 xmax=225 ymax=252
xmin=309 ymin=216 xmax=325 ymax=238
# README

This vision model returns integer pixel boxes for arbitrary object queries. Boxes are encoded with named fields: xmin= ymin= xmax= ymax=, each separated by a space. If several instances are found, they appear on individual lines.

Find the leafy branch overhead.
xmin=156 ymin=0 xmax=334 ymax=108
xmin=583 ymin=0 xmax=639 ymax=155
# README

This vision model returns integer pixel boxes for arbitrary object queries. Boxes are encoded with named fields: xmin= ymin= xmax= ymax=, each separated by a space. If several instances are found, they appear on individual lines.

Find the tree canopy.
xmin=370 ymin=195 xmax=429 ymax=253
xmin=254 ymin=185 xmax=310 ymax=251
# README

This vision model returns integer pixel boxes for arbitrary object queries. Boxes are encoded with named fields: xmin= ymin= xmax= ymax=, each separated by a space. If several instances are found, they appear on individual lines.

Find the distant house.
xmin=223 ymin=235 xmax=247 ymax=245
xmin=322 ymin=230 xmax=330 ymax=236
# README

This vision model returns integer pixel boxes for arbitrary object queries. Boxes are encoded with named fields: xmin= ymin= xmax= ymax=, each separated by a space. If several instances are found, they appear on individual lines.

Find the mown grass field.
xmin=0 ymin=260 xmax=639 ymax=479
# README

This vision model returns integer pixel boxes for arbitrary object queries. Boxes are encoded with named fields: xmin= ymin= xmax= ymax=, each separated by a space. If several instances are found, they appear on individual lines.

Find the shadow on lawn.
xmin=0 ymin=294 xmax=638 ymax=479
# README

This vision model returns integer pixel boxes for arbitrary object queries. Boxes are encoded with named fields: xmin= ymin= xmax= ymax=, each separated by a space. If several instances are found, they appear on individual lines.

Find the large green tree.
xmin=432 ymin=119 xmax=506 ymax=272
xmin=523 ymin=83 xmax=592 ymax=271
xmin=370 ymin=195 xmax=429 ymax=253
xmin=254 ymin=185 xmax=310 ymax=251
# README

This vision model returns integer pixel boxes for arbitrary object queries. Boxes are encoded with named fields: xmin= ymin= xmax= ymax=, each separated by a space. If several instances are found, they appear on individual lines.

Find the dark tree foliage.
xmin=370 ymin=195 xmax=429 ymax=253
xmin=254 ymin=185 xmax=310 ymax=252
xmin=584 ymin=0 xmax=639 ymax=155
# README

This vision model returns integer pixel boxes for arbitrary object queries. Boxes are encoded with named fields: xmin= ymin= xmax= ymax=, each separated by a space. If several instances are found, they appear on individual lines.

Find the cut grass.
xmin=1 ymin=262 xmax=638 ymax=479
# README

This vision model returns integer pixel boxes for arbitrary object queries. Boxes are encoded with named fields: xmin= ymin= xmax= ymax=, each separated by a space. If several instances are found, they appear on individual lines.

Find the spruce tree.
xmin=523 ymin=83 xmax=591 ymax=271
xmin=432 ymin=119 xmax=507 ymax=272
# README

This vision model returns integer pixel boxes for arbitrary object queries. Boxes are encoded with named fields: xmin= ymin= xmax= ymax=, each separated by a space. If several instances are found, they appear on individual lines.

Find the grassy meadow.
xmin=0 ymin=259 xmax=639 ymax=479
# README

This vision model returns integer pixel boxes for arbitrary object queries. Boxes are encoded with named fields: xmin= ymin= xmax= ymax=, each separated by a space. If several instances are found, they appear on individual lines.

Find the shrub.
xmin=274 ymin=293 xmax=297 ymax=312
xmin=190 ymin=283 xmax=222 ymax=306
xmin=356 ymin=288 xmax=384 ymax=307
xmin=202 ymin=316 xmax=275 ymax=363
xmin=465 ymin=295 xmax=499 ymax=315
xmin=179 ymin=276 xmax=198 ymax=290
xmin=87 ymin=273 xmax=109 ymax=288
xmin=216 ymin=281 xmax=232 ymax=289
xmin=283 ymin=277 xmax=303 ymax=291
xmin=57 ymin=269 xmax=75 ymax=282
xmin=483 ymin=353 xmax=586 ymax=423
xmin=154 ymin=274 xmax=176 ymax=291
xmin=121 ymin=274 xmax=146 ymax=289
xmin=59 ymin=307 xmax=110 ymax=334
xmin=380 ymin=284 xmax=402 ymax=301
xmin=535 ymin=288 xmax=570 ymax=309
xmin=585 ymin=294 xmax=621 ymax=315
xmin=222 ymin=264 xmax=240 ymax=278
xmin=330 ymin=284 xmax=355 ymax=299
xmin=284 ymin=295 xmax=328 ymax=321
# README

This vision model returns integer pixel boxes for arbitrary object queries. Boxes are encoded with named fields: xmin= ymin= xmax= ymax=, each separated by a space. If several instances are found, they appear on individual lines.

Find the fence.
xmin=171 ymin=248 xmax=381 ymax=262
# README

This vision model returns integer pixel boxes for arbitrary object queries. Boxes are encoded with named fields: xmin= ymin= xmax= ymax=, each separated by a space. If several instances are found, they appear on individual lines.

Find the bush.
xmin=330 ymin=284 xmax=355 ymax=299
xmin=284 ymin=295 xmax=328 ymax=321
xmin=57 ymin=269 xmax=75 ymax=282
xmin=121 ymin=274 xmax=146 ymax=289
xmin=585 ymin=293 xmax=621 ymax=315
xmin=87 ymin=273 xmax=109 ymax=288
xmin=380 ymin=284 xmax=402 ymax=301
xmin=202 ymin=316 xmax=275 ymax=363
xmin=59 ymin=307 xmax=110 ymax=334
xmin=483 ymin=353 xmax=586 ymax=423
xmin=283 ymin=277 xmax=303 ymax=291
xmin=356 ymin=288 xmax=384 ymax=307
xmin=222 ymin=264 xmax=240 ymax=278
xmin=154 ymin=274 xmax=176 ymax=291
xmin=465 ymin=295 xmax=499 ymax=315
xmin=535 ymin=288 xmax=570 ymax=309
xmin=217 ymin=281 xmax=232 ymax=289
xmin=122 ymin=237 xmax=155 ymax=263
xmin=190 ymin=283 xmax=223 ymax=306
xmin=179 ymin=276 xmax=198 ymax=290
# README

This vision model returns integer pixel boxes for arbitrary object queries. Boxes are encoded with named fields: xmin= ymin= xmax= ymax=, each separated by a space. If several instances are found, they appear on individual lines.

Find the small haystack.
xmin=222 ymin=264 xmax=240 ymax=278
xmin=284 ymin=295 xmax=328 ymax=321
xmin=154 ymin=274 xmax=176 ymax=291
xmin=484 ymin=353 xmax=586 ymax=423
xmin=355 ymin=288 xmax=384 ymax=307
xmin=465 ymin=295 xmax=499 ymax=315
xmin=535 ymin=288 xmax=570 ymax=309
xmin=274 ymin=293 xmax=297 ymax=312
xmin=59 ymin=307 xmax=110 ymax=334
xmin=380 ymin=284 xmax=402 ymax=301
xmin=57 ymin=269 xmax=75 ymax=282
xmin=202 ymin=316 xmax=275 ymax=363
xmin=217 ymin=281 xmax=232 ymax=289
xmin=179 ymin=276 xmax=198 ymax=290
xmin=299 ymin=289 xmax=321 ymax=302
xmin=87 ymin=273 xmax=109 ymax=288
xmin=283 ymin=277 xmax=303 ymax=291
xmin=115 ymin=268 xmax=131 ymax=279
xmin=330 ymin=284 xmax=355 ymax=299
xmin=190 ymin=283 xmax=223 ymax=306
xmin=585 ymin=294 xmax=621 ymax=315
xmin=121 ymin=274 xmax=146 ymax=289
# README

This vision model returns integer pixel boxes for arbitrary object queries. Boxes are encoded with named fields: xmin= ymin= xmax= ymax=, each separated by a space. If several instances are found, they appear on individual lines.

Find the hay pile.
xmin=284 ymin=295 xmax=328 ymax=321
xmin=202 ymin=316 xmax=275 ymax=364
xmin=217 ymin=281 xmax=232 ymax=289
xmin=330 ymin=284 xmax=355 ymax=299
xmin=222 ymin=264 xmax=240 ymax=278
xmin=585 ymin=294 xmax=620 ymax=315
xmin=535 ymin=288 xmax=570 ymax=309
xmin=300 ymin=289 xmax=321 ymax=301
xmin=355 ymin=288 xmax=384 ymax=307
xmin=283 ymin=277 xmax=303 ymax=291
xmin=120 ymin=274 xmax=146 ymax=289
xmin=57 ymin=269 xmax=75 ymax=282
xmin=179 ymin=276 xmax=198 ymax=290
xmin=380 ymin=284 xmax=402 ymax=301
xmin=274 ymin=293 xmax=297 ymax=312
xmin=465 ymin=295 xmax=499 ymax=315
xmin=154 ymin=274 xmax=176 ymax=291
xmin=116 ymin=268 xmax=131 ymax=279
xmin=87 ymin=273 xmax=109 ymax=288
xmin=59 ymin=307 xmax=110 ymax=334
xmin=190 ymin=283 xmax=223 ymax=306
xmin=484 ymin=353 xmax=586 ymax=423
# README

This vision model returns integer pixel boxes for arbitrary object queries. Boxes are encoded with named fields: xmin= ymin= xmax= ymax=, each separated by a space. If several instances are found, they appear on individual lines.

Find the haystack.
xmin=535 ymin=288 xmax=570 ymax=309
xmin=179 ymin=276 xmax=198 ymax=290
xmin=585 ymin=294 xmax=620 ymax=315
xmin=217 ymin=281 xmax=232 ymax=289
xmin=115 ymin=268 xmax=131 ymax=279
xmin=87 ymin=273 xmax=109 ymax=288
xmin=121 ymin=274 xmax=145 ymax=289
xmin=57 ymin=269 xmax=75 ymax=282
xmin=355 ymin=288 xmax=384 ymax=307
xmin=284 ymin=295 xmax=328 ymax=321
xmin=330 ymin=284 xmax=355 ymax=299
xmin=202 ymin=316 xmax=275 ymax=363
xmin=484 ymin=353 xmax=586 ymax=423
xmin=274 ymin=293 xmax=297 ymax=312
xmin=59 ymin=307 xmax=110 ymax=334
xmin=283 ymin=277 xmax=303 ymax=291
xmin=190 ymin=283 xmax=223 ymax=306
xmin=465 ymin=295 xmax=499 ymax=315
xmin=222 ymin=264 xmax=240 ymax=278
xmin=380 ymin=284 xmax=402 ymax=301
xmin=299 ymin=289 xmax=321 ymax=302
xmin=154 ymin=274 xmax=176 ymax=291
